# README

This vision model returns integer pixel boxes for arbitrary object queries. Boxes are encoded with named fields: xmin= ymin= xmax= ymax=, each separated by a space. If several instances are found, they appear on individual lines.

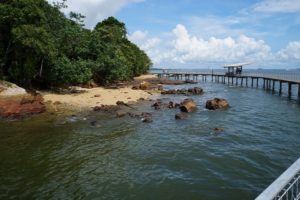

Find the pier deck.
xmin=151 ymin=72 xmax=300 ymax=98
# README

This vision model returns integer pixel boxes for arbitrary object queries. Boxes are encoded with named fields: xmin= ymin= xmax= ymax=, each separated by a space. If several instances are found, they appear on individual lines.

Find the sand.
xmin=134 ymin=74 xmax=157 ymax=80
xmin=43 ymin=74 xmax=157 ymax=110
xmin=43 ymin=87 xmax=151 ymax=109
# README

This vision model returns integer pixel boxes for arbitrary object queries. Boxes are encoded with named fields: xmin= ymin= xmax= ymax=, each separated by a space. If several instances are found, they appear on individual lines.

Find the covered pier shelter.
xmin=224 ymin=62 xmax=252 ymax=76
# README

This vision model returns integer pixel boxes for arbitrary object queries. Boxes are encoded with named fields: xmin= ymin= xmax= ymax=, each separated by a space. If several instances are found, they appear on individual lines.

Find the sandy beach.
xmin=43 ymin=74 xmax=157 ymax=110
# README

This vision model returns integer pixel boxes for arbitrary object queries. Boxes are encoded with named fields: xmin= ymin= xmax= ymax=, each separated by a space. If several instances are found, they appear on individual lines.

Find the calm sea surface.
xmin=0 ymin=78 xmax=300 ymax=199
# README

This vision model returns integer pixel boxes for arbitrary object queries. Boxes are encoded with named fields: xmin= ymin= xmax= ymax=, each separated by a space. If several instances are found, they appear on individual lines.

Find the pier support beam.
xmin=272 ymin=80 xmax=275 ymax=92
xmin=279 ymin=81 xmax=282 ymax=96
xmin=257 ymin=78 xmax=259 ymax=88
xmin=298 ymin=84 xmax=300 ymax=97
xmin=263 ymin=79 xmax=266 ymax=89
xmin=288 ymin=83 xmax=292 ymax=98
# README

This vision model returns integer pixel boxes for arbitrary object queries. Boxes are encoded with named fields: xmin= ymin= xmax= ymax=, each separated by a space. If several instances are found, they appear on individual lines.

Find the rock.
xmin=138 ymin=98 xmax=145 ymax=101
xmin=157 ymin=85 xmax=164 ymax=91
xmin=0 ymin=81 xmax=27 ymax=96
xmin=214 ymin=128 xmax=224 ymax=132
xmin=94 ymin=94 xmax=101 ymax=97
xmin=128 ymin=112 xmax=141 ymax=118
xmin=141 ymin=116 xmax=152 ymax=123
xmin=141 ymin=112 xmax=152 ymax=118
xmin=175 ymin=113 xmax=188 ymax=120
xmin=90 ymin=121 xmax=102 ymax=127
xmin=151 ymin=100 xmax=162 ymax=110
xmin=205 ymin=98 xmax=229 ymax=110
xmin=161 ymin=87 xmax=203 ymax=95
xmin=116 ymin=110 xmax=127 ymax=118
xmin=168 ymin=101 xmax=175 ymax=108
xmin=180 ymin=98 xmax=197 ymax=113
xmin=0 ymin=95 xmax=46 ymax=118
xmin=188 ymin=87 xmax=203 ymax=95
xmin=116 ymin=101 xmax=126 ymax=106
xmin=185 ymin=80 xmax=198 ymax=84
xmin=140 ymin=81 xmax=151 ymax=90
xmin=93 ymin=105 xmax=119 ymax=112
xmin=132 ymin=85 xmax=139 ymax=90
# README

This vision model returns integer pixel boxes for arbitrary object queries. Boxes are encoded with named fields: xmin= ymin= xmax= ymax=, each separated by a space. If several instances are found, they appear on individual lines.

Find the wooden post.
xmin=288 ymin=82 xmax=292 ymax=98
xmin=279 ymin=81 xmax=282 ymax=95
xmin=241 ymin=78 xmax=244 ymax=86
xmin=272 ymin=80 xmax=275 ymax=92
xmin=263 ymin=79 xmax=266 ymax=89
xmin=256 ymin=78 xmax=259 ymax=88
xmin=251 ymin=78 xmax=253 ymax=87
xmin=231 ymin=77 xmax=234 ymax=85
xmin=205 ymin=75 xmax=207 ymax=82
xmin=246 ymin=77 xmax=248 ymax=87
xmin=236 ymin=77 xmax=238 ymax=85
xmin=298 ymin=84 xmax=300 ymax=97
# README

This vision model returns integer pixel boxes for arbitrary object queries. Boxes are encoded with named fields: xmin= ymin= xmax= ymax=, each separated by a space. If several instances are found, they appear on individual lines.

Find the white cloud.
xmin=278 ymin=41 xmax=300 ymax=60
xmin=169 ymin=24 xmax=272 ymax=64
xmin=254 ymin=0 xmax=300 ymax=13
xmin=128 ymin=24 xmax=278 ymax=68
xmin=47 ymin=0 xmax=144 ymax=28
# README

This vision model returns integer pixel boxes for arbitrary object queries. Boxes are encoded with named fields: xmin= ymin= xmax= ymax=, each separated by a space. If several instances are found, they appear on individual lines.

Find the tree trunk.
xmin=39 ymin=57 xmax=44 ymax=77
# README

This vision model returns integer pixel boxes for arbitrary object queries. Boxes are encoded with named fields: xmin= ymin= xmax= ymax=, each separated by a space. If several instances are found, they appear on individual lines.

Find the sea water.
xmin=0 ymin=80 xmax=300 ymax=200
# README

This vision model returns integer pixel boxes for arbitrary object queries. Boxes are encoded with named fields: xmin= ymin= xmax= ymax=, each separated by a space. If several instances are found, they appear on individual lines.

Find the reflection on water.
xmin=0 ymin=82 xmax=300 ymax=200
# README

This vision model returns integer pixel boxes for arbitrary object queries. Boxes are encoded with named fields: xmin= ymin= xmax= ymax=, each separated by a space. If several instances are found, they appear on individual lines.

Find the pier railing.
xmin=256 ymin=158 xmax=300 ymax=200
xmin=151 ymin=71 xmax=300 ymax=83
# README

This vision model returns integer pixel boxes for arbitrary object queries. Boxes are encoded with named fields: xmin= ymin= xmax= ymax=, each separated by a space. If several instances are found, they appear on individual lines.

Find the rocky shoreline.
xmin=0 ymin=75 xmax=229 ymax=120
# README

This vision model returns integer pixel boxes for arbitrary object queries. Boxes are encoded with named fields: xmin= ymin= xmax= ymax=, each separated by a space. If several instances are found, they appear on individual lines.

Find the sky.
xmin=47 ymin=0 xmax=300 ymax=69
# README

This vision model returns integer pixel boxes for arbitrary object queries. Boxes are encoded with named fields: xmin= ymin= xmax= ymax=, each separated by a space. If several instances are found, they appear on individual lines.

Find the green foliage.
xmin=0 ymin=0 xmax=152 ymax=88
xmin=50 ymin=56 xmax=92 ymax=85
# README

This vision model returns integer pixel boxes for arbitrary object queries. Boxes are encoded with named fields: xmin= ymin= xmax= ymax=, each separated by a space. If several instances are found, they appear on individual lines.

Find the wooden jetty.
xmin=152 ymin=69 xmax=300 ymax=99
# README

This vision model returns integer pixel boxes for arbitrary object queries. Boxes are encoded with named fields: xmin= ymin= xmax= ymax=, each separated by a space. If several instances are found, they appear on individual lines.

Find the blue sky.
xmin=48 ymin=0 xmax=300 ymax=69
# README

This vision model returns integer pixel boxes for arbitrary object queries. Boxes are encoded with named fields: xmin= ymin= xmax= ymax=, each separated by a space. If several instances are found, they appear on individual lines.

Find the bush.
xmin=51 ymin=56 xmax=92 ymax=85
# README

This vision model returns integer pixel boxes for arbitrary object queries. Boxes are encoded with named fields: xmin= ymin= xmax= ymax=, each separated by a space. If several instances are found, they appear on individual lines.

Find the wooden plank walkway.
xmin=151 ymin=72 xmax=300 ymax=98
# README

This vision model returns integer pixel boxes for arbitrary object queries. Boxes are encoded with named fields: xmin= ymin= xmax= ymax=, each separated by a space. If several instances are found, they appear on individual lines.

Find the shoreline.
xmin=43 ymin=74 xmax=158 ymax=112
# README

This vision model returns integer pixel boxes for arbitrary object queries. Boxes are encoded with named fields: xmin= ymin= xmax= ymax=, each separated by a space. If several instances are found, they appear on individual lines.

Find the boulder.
xmin=0 ymin=95 xmax=45 ymax=118
xmin=188 ymin=87 xmax=203 ymax=95
xmin=116 ymin=110 xmax=127 ymax=118
xmin=139 ymin=81 xmax=151 ymax=90
xmin=205 ymin=98 xmax=229 ymax=110
xmin=175 ymin=113 xmax=188 ymax=120
xmin=180 ymin=98 xmax=197 ymax=113
xmin=151 ymin=101 xmax=163 ymax=110
xmin=0 ymin=81 xmax=27 ymax=96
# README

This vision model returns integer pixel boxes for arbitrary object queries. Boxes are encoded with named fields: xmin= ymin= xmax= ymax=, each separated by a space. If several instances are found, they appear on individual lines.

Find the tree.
xmin=0 ymin=1 xmax=152 ymax=88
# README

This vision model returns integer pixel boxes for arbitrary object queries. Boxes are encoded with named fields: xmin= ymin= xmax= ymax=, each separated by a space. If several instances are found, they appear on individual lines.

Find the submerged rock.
xmin=175 ymin=113 xmax=188 ymax=120
xmin=205 ymin=98 xmax=229 ymax=110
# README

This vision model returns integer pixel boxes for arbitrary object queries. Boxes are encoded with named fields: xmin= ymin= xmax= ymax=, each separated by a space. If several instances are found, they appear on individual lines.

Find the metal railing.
xmin=256 ymin=158 xmax=300 ymax=200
